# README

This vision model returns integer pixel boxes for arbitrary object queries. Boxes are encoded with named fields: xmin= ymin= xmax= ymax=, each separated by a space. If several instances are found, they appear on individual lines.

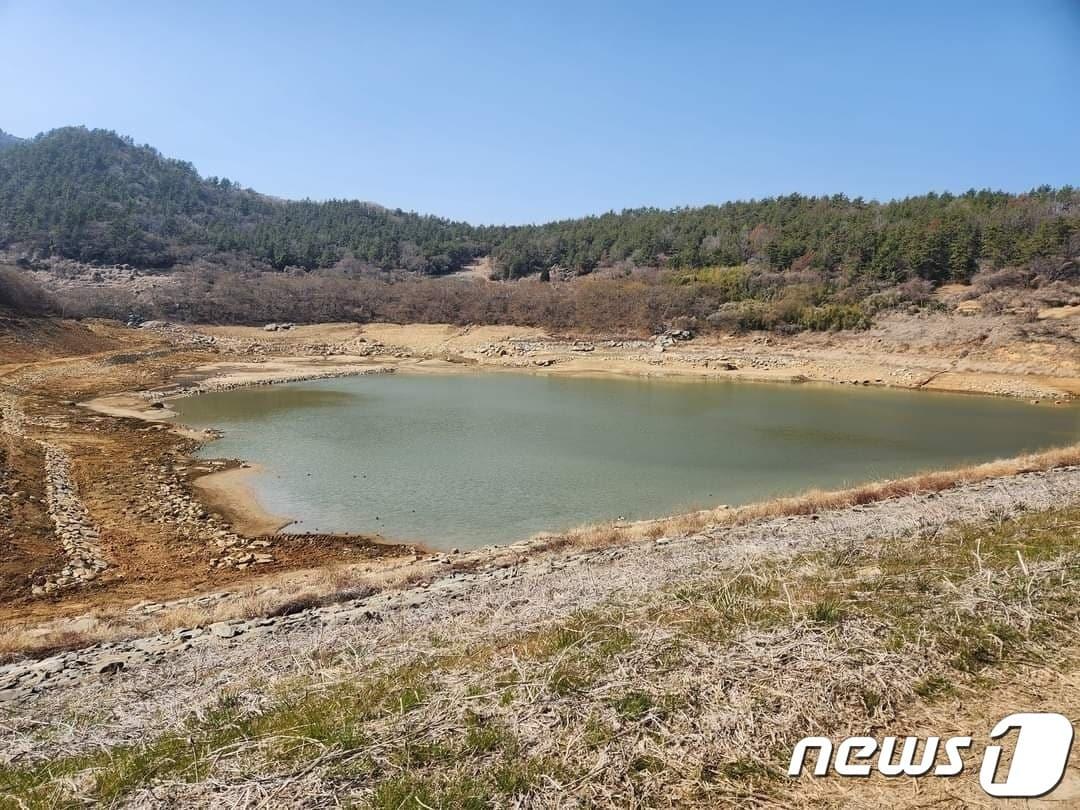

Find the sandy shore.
xmin=189 ymin=464 xmax=293 ymax=536
xmin=80 ymin=392 xmax=294 ymax=537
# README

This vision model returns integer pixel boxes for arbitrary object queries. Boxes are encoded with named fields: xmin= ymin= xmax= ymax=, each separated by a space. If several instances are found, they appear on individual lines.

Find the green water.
xmin=174 ymin=373 xmax=1079 ymax=550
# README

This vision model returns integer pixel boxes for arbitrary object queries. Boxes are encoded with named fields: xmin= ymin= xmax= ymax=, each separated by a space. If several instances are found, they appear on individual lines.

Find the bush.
xmin=706 ymin=300 xmax=775 ymax=331
xmin=55 ymin=266 xmax=883 ymax=334
xmin=797 ymin=304 xmax=871 ymax=331
xmin=668 ymin=265 xmax=751 ymax=303
xmin=895 ymin=278 xmax=935 ymax=304
xmin=0 ymin=267 xmax=55 ymax=315
xmin=972 ymin=267 xmax=1030 ymax=292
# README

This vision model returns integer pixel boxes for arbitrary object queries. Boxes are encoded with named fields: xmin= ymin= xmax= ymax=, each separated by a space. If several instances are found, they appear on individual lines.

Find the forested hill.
xmin=0 ymin=130 xmax=22 ymax=150
xmin=0 ymin=126 xmax=1076 ymax=286
xmin=0 ymin=127 xmax=498 ymax=271
xmin=496 ymin=191 xmax=1077 ymax=284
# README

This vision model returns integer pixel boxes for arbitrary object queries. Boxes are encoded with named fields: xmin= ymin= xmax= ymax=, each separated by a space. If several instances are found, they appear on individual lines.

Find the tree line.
xmin=1 ymin=127 xmax=1076 ymax=284
xmin=0 ymin=127 xmax=502 ymax=273
xmin=0 ymin=126 xmax=1077 ymax=332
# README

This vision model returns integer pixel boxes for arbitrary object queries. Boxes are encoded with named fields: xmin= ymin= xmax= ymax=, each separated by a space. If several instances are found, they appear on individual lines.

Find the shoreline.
xmin=4 ymin=450 xmax=1078 ymax=663
xmin=149 ymin=320 xmax=1080 ymax=400
xmin=188 ymin=463 xmax=294 ymax=537
xmin=81 ymin=340 xmax=1080 ymax=557
xmin=5 ymin=461 xmax=1080 ymax=681
xmin=3 ymin=311 xmax=1077 ymax=652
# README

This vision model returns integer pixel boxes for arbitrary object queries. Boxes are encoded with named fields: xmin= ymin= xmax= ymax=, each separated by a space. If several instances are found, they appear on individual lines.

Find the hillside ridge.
xmin=1 ymin=126 xmax=1076 ymax=284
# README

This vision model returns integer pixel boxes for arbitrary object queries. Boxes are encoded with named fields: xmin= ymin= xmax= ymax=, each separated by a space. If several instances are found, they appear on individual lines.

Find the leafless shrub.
xmin=972 ymin=266 xmax=1031 ymax=292
xmin=0 ymin=266 xmax=56 ymax=315
xmin=895 ymin=277 xmax=934 ymax=303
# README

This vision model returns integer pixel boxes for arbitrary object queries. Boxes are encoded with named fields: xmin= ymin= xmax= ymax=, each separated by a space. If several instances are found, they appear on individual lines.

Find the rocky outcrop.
xmin=0 ymin=393 xmax=26 ymax=437
xmin=143 ymin=365 xmax=394 ymax=403
xmin=138 ymin=321 xmax=409 ymax=360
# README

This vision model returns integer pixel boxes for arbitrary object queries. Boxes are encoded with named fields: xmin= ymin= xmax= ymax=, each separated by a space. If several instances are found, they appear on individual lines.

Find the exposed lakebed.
xmin=174 ymin=373 xmax=1079 ymax=550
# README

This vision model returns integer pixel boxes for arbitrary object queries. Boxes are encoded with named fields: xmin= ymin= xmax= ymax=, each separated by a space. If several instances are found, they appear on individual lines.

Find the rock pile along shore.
xmin=2 ymin=394 xmax=109 ymax=594
xmin=35 ymin=444 xmax=108 ymax=593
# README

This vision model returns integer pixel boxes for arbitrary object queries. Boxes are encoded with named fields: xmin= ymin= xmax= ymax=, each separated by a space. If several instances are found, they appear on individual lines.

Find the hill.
xmin=0 ymin=127 xmax=495 ymax=272
xmin=0 ymin=127 xmax=1077 ymax=334
xmin=496 ymin=189 xmax=1078 ymax=283
xmin=1 ymin=127 xmax=1076 ymax=283
xmin=0 ymin=129 xmax=21 ymax=150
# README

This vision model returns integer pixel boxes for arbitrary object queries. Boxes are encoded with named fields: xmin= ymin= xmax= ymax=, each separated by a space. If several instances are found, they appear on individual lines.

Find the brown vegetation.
xmin=50 ymin=266 xmax=893 ymax=335
xmin=0 ymin=266 xmax=54 ymax=316
xmin=43 ymin=242 xmax=1079 ymax=340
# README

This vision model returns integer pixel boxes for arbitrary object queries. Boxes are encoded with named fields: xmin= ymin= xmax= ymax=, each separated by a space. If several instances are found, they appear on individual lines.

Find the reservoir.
xmin=174 ymin=372 xmax=1079 ymax=550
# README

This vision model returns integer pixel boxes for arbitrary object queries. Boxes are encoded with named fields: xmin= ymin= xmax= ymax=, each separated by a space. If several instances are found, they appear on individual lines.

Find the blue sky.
xmin=1 ymin=1 xmax=1077 ymax=224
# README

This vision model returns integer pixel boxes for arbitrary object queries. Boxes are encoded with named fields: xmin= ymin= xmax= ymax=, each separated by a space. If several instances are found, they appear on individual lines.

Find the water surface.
xmin=175 ymin=373 xmax=1079 ymax=549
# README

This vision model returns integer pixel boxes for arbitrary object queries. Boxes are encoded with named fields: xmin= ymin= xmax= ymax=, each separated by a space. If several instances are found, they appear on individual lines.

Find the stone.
xmin=33 ymin=658 xmax=66 ymax=675
xmin=97 ymin=658 xmax=126 ymax=676
xmin=210 ymin=622 xmax=240 ymax=639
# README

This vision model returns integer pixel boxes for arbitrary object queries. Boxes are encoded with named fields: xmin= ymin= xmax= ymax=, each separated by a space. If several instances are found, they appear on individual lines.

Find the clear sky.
xmin=2 ymin=1 xmax=1077 ymax=224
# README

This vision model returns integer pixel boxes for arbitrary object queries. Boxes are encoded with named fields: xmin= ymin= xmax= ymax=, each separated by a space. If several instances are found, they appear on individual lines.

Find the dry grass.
xmin=0 ymin=566 xmax=387 ymax=663
xmin=0 ymin=629 xmax=96 ymax=665
xmin=544 ymin=442 xmax=1080 ymax=550
xmin=4 ymin=506 xmax=1078 ymax=807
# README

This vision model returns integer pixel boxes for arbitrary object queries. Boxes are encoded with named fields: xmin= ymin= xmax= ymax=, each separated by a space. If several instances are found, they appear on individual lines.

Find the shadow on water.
xmin=177 ymin=388 xmax=358 ymax=423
